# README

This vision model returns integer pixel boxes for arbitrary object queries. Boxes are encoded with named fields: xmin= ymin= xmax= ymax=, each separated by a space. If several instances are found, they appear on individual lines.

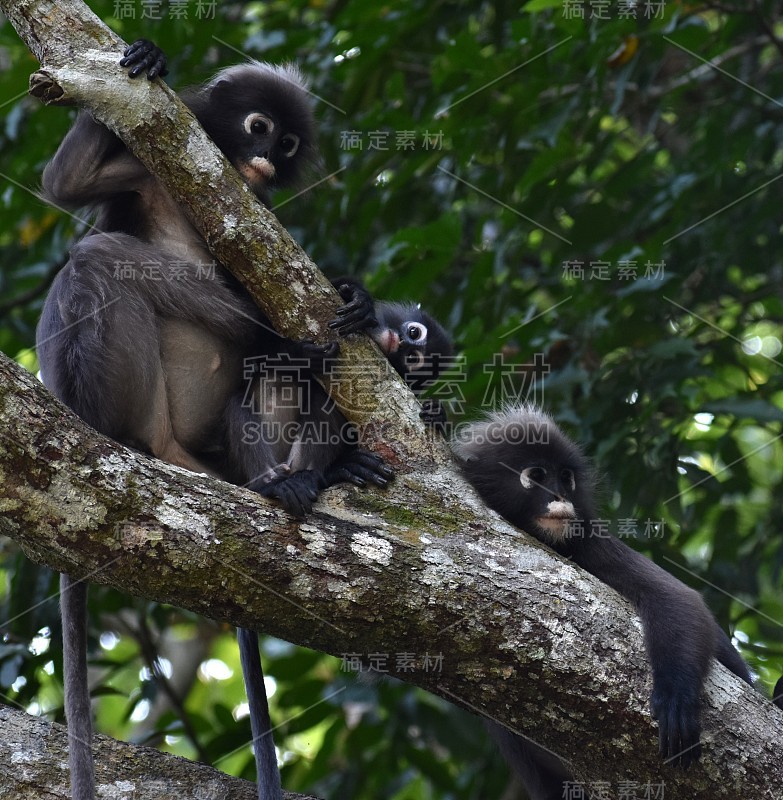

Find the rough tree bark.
xmin=0 ymin=705 xmax=320 ymax=800
xmin=0 ymin=2 xmax=781 ymax=799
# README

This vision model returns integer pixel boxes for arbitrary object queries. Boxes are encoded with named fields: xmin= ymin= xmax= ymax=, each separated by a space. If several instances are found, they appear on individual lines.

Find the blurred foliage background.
xmin=1 ymin=0 xmax=782 ymax=798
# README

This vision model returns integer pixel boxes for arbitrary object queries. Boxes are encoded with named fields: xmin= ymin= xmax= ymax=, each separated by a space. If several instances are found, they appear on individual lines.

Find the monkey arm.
xmin=41 ymin=41 xmax=166 ymax=211
xmin=41 ymin=111 xmax=151 ymax=209
xmin=571 ymin=535 xmax=722 ymax=767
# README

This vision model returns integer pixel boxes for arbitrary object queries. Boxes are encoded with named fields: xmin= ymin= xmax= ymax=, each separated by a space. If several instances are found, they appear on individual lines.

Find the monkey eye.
xmin=279 ymin=133 xmax=301 ymax=157
xmin=405 ymin=350 xmax=426 ymax=370
xmin=244 ymin=113 xmax=275 ymax=137
xmin=520 ymin=467 xmax=547 ymax=488
xmin=561 ymin=468 xmax=575 ymax=491
xmin=406 ymin=322 xmax=428 ymax=343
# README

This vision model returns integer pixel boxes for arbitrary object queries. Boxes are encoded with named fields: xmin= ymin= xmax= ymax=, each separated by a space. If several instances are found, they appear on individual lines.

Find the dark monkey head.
xmin=371 ymin=301 xmax=454 ymax=392
xmin=452 ymin=406 xmax=597 ymax=545
xmin=183 ymin=63 xmax=318 ymax=204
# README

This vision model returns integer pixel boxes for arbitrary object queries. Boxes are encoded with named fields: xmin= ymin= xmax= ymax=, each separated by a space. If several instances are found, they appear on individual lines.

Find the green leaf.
xmin=522 ymin=0 xmax=565 ymax=10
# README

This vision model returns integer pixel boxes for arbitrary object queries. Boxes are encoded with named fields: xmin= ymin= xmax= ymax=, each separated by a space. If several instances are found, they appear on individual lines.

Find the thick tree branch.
xmin=0 ymin=705 xmax=319 ymax=800
xmin=1 ymin=354 xmax=782 ymax=797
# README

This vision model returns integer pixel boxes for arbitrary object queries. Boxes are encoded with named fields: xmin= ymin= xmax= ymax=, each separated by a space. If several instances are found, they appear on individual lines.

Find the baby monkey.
xmin=453 ymin=406 xmax=757 ymax=799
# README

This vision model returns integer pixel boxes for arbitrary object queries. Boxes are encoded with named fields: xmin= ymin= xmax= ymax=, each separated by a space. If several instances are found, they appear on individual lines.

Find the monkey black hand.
xmin=120 ymin=39 xmax=169 ymax=79
xmin=650 ymin=675 xmax=702 ymax=768
xmin=329 ymin=281 xmax=378 ymax=335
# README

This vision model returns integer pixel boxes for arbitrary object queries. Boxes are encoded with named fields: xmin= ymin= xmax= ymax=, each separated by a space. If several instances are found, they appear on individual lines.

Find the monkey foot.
xmin=257 ymin=471 xmax=322 ymax=518
xmin=324 ymin=448 xmax=394 ymax=488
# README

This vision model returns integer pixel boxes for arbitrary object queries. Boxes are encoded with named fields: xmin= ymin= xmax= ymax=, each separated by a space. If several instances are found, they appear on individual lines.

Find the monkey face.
xmin=453 ymin=407 xmax=596 ymax=550
xmin=474 ymin=449 xmax=590 ymax=546
xmin=517 ymin=464 xmax=579 ymax=543
xmin=189 ymin=63 xmax=318 ymax=203
xmin=370 ymin=302 xmax=453 ymax=391
xmin=233 ymin=111 xmax=305 ymax=196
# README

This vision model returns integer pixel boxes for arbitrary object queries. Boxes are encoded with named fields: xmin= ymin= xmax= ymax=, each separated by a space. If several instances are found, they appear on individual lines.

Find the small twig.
xmin=133 ymin=611 xmax=212 ymax=764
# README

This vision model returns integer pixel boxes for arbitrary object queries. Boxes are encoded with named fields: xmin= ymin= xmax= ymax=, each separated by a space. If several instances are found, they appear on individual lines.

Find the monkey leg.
xmin=37 ymin=236 xmax=215 ymax=475
xmin=224 ymin=384 xmax=327 ymax=515
xmin=286 ymin=381 xmax=393 ymax=491
xmin=224 ymin=388 xmax=295 ymax=489
xmin=224 ymin=357 xmax=339 ymax=492
xmin=38 ymin=239 xmax=163 ymax=441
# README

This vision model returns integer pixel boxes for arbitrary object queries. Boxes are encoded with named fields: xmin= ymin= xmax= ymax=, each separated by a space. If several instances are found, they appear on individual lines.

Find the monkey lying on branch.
xmin=454 ymin=405 xmax=781 ymax=799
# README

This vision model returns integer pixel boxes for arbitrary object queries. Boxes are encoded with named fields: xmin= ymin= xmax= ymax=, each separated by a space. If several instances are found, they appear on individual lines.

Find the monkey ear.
xmin=208 ymin=78 xmax=232 ymax=98
xmin=204 ymin=74 xmax=239 ymax=103
xmin=450 ymin=437 xmax=479 ymax=464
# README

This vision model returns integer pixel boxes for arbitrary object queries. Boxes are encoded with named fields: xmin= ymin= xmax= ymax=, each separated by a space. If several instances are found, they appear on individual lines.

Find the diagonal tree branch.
xmin=2 ymin=0 xmax=441 ymax=464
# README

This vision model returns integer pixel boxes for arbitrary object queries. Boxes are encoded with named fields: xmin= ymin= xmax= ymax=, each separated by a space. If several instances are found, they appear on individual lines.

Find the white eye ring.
xmin=244 ymin=113 xmax=275 ymax=136
xmin=279 ymin=133 xmax=301 ymax=158
xmin=405 ymin=322 xmax=428 ymax=345
xmin=520 ymin=467 xmax=547 ymax=489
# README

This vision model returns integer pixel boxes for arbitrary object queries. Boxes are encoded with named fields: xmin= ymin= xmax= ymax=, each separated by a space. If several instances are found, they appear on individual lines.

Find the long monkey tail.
xmin=237 ymin=627 xmax=283 ymax=800
xmin=62 ymin=573 xmax=95 ymax=800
